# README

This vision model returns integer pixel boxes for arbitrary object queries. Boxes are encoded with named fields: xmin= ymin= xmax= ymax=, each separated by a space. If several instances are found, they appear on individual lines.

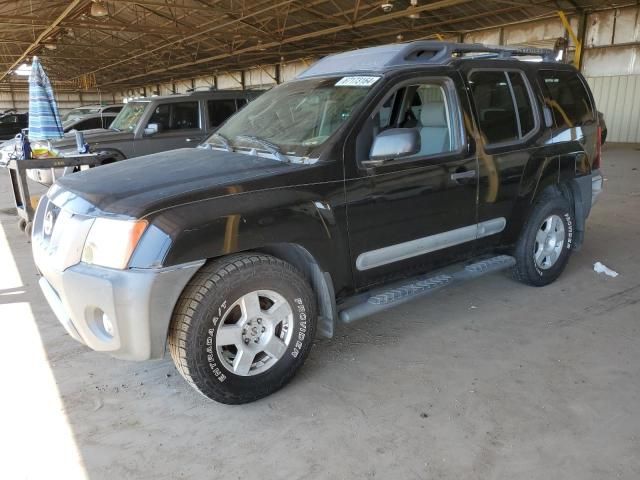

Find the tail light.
xmin=593 ymin=126 xmax=602 ymax=170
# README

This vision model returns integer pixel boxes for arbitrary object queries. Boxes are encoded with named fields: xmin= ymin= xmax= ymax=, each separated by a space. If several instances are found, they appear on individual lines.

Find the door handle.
xmin=185 ymin=137 xmax=199 ymax=142
xmin=450 ymin=169 xmax=476 ymax=181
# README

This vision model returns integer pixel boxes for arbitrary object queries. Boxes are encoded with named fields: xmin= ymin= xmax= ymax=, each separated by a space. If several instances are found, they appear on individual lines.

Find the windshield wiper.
xmin=208 ymin=132 xmax=232 ymax=152
xmin=234 ymin=135 xmax=290 ymax=163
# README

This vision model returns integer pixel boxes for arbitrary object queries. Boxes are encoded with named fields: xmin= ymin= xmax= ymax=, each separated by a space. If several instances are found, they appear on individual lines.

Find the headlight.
xmin=82 ymin=218 xmax=148 ymax=269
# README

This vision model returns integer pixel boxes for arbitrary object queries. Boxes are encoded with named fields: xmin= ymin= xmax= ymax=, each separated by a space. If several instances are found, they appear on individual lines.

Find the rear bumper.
xmin=573 ymin=169 xmax=603 ymax=221
xmin=36 ymin=259 xmax=204 ymax=360
xmin=591 ymin=169 xmax=603 ymax=206
xmin=569 ymin=170 xmax=603 ymax=250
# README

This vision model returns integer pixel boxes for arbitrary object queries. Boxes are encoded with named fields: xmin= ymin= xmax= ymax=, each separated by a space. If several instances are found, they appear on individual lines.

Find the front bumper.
xmin=35 ymin=258 xmax=204 ymax=360
xmin=31 ymin=192 xmax=204 ymax=360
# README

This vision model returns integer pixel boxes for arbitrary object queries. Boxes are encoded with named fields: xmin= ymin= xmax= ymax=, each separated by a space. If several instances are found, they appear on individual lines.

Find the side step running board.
xmin=339 ymin=255 xmax=516 ymax=324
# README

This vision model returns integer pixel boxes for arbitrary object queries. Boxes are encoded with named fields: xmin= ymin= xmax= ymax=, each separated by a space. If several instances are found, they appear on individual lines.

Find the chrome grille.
xmin=32 ymin=194 xmax=95 ymax=272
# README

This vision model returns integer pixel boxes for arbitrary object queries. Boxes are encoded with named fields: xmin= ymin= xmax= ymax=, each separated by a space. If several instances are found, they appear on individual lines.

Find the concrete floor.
xmin=1 ymin=144 xmax=639 ymax=479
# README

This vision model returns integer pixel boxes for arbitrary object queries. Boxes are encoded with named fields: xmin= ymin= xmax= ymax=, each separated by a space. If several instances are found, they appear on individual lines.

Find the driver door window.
xmin=357 ymin=81 xmax=461 ymax=162
xmin=148 ymin=101 xmax=200 ymax=132
xmin=75 ymin=117 xmax=102 ymax=130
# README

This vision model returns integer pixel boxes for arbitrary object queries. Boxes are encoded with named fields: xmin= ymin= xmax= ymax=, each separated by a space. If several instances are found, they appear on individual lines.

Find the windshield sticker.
xmin=335 ymin=76 xmax=380 ymax=87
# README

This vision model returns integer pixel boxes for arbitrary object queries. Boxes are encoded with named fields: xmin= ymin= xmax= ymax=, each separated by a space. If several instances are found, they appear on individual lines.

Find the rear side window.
xmin=539 ymin=70 xmax=594 ymax=127
xmin=208 ymin=99 xmax=237 ymax=127
xmin=508 ymin=72 xmax=535 ymax=135
xmin=149 ymin=101 xmax=200 ymax=131
xmin=468 ymin=70 xmax=536 ymax=145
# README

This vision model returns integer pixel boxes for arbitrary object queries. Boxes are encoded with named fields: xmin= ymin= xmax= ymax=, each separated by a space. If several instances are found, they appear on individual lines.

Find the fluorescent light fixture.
xmin=91 ymin=1 xmax=109 ymax=17
xmin=14 ymin=63 xmax=32 ymax=76
xmin=408 ymin=0 xmax=420 ymax=18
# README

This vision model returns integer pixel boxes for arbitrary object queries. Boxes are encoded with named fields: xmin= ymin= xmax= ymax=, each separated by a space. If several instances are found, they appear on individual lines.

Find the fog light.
xmin=102 ymin=313 xmax=115 ymax=337
xmin=88 ymin=307 xmax=115 ymax=340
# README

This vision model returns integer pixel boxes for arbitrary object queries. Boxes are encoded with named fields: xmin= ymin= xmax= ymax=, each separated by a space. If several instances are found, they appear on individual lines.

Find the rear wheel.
xmin=168 ymin=253 xmax=316 ymax=404
xmin=512 ymin=189 xmax=574 ymax=286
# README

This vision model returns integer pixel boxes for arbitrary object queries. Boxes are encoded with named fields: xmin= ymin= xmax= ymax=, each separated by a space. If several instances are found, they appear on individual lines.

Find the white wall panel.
xmin=159 ymin=83 xmax=173 ymax=96
xmin=586 ymin=10 xmax=616 ymax=47
xmin=503 ymin=18 xmax=567 ymax=46
xmin=174 ymin=79 xmax=192 ymax=94
xmin=0 ymin=89 xmax=118 ymax=116
xmin=464 ymin=29 xmax=500 ymax=45
xmin=587 ymin=75 xmax=640 ymax=143
xmin=194 ymin=76 xmax=215 ymax=90
xmin=281 ymin=60 xmax=312 ymax=81
xmin=246 ymin=66 xmax=277 ymax=88
xmin=613 ymin=7 xmax=640 ymax=44
xmin=217 ymin=72 xmax=243 ymax=90
xmin=582 ymin=46 xmax=640 ymax=76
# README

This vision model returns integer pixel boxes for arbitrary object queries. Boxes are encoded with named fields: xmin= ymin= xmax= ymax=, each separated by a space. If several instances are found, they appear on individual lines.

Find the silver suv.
xmin=21 ymin=90 xmax=261 ymax=184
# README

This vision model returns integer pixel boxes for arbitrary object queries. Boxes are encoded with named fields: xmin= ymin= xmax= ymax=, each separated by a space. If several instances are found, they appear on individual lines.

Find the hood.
xmin=51 ymin=148 xmax=295 ymax=218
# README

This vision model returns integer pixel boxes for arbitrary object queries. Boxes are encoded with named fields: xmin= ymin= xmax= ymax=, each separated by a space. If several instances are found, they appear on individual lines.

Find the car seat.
xmin=419 ymin=103 xmax=450 ymax=156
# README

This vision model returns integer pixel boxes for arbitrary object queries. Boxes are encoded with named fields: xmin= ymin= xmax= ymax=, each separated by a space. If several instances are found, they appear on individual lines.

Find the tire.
xmin=168 ymin=253 xmax=317 ymax=404
xmin=512 ymin=188 xmax=575 ymax=287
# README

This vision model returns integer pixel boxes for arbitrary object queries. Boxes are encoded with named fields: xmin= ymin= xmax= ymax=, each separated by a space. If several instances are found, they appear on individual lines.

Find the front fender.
xmin=129 ymin=185 xmax=352 ymax=294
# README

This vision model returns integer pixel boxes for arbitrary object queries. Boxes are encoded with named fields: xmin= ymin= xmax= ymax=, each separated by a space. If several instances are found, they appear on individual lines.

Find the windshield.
xmin=207 ymin=76 xmax=378 ymax=158
xmin=109 ymin=102 xmax=148 ymax=132
xmin=63 ymin=107 xmax=98 ymax=121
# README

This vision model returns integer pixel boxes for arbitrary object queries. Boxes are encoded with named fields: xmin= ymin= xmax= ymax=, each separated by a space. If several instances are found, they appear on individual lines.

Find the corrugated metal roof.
xmin=0 ymin=0 xmax=619 ymax=91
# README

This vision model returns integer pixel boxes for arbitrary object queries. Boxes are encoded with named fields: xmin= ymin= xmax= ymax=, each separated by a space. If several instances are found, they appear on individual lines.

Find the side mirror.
xmin=363 ymin=128 xmax=420 ymax=168
xmin=144 ymin=123 xmax=160 ymax=136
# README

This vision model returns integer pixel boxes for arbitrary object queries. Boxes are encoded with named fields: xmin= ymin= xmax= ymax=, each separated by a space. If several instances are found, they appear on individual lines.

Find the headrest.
xmin=421 ymin=103 xmax=447 ymax=128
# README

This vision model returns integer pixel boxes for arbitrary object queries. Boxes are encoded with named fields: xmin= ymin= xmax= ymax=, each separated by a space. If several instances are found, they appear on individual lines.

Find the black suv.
xmin=32 ymin=42 xmax=603 ymax=404
xmin=0 ymin=112 xmax=28 ymax=140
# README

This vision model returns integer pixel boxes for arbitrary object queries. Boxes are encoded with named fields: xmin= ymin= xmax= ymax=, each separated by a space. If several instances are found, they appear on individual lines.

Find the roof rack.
xmin=298 ymin=41 xmax=558 ymax=79
xmin=387 ymin=41 xmax=557 ymax=66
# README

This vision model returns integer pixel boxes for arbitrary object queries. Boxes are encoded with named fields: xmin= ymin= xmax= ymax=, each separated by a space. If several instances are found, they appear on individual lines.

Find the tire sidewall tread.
xmin=168 ymin=253 xmax=316 ymax=404
xmin=512 ymin=190 xmax=575 ymax=287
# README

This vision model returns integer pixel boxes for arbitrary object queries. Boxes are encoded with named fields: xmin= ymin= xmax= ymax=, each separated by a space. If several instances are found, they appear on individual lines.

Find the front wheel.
xmin=168 ymin=253 xmax=316 ymax=404
xmin=512 ymin=189 xmax=575 ymax=286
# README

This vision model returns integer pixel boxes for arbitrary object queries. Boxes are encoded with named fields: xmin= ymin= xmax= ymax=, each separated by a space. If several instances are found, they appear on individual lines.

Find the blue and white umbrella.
xmin=28 ymin=56 xmax=64 ymax=141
